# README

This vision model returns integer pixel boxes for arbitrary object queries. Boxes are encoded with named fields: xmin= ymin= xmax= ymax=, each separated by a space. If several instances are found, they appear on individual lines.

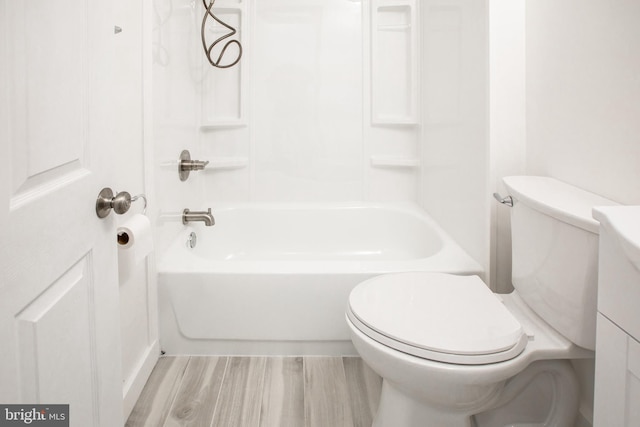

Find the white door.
xmin=0 ymin=0 xmax=135 ymax=425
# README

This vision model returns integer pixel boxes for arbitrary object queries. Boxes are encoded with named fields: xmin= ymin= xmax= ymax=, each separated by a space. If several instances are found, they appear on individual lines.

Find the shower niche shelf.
xmin=370 ymin=156 xmax=420 ymax=169
xmin=371 ymin=0 xmax=418 ymax=126
xmin=200 ymin=122 xmax=247 ymax=131
xmin=200 ymin=1 xmax=247 ymax=128
xmin=204 ymin=157 xmax=248 ymax=171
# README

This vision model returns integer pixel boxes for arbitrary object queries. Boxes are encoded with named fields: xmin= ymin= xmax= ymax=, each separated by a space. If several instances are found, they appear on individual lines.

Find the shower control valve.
xmin=179 ymin=150 xmax=210 ymax=181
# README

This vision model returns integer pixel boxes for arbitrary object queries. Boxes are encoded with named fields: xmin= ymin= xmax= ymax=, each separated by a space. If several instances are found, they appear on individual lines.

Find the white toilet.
xmin=346 ymin=176 xmax=618 ymax=427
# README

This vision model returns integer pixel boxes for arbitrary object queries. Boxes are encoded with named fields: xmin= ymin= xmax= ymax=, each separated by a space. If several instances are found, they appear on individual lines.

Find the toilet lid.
xmin=347 ymin=273 xmax=527 ymax=365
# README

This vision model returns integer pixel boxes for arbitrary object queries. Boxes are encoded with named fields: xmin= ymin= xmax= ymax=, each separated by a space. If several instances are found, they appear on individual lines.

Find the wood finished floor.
xmin=126 ymin=356 xmax=382 ymax=427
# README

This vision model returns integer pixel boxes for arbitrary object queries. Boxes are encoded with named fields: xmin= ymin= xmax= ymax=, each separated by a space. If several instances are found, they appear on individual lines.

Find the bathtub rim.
xmin=157 ymin=201 xmax=483 ymax=276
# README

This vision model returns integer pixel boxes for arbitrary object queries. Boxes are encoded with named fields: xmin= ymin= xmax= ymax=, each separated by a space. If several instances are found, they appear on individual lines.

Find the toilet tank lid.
xmin=503 ymin=176 xmax=619 ymax=234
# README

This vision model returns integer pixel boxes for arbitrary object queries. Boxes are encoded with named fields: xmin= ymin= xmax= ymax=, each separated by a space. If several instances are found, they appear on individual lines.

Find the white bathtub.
xmin=158 ymin=203 xmax=483 ymax=355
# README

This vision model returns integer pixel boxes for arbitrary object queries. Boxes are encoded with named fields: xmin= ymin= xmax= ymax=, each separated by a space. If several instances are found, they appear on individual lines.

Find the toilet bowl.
xmin=346 ymin=176 xmax=618 ymax=427
xmin=346 ymin=272 xmax=590 ymax=427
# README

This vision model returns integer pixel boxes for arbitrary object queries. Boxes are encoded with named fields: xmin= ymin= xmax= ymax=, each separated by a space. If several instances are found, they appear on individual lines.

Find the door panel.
xmin=0 ymin=0 xmax=128 ymax=425
xmin=8 ymin=0 xmax=89 ymax=196
xmin=16 ymin=256 xmax=98 ymax=425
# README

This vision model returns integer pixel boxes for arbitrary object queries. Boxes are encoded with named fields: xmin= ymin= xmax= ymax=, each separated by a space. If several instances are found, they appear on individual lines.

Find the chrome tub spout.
xmin=183 ymin=208 xmax=215 ymax=226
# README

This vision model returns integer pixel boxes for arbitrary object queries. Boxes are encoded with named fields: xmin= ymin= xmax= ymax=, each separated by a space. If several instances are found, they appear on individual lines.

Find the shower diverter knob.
xmin=179 ymin=150 xmax=209 ymax=181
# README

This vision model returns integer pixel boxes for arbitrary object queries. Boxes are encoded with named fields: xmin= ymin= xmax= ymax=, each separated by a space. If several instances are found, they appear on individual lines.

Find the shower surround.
xmin=152 ymin=0 xmax=489 ymax=353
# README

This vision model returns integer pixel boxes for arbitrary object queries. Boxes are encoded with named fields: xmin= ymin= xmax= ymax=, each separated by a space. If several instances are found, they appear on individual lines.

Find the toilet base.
xmin=373 ymin=380 xmax=491 ymax=427
xmin=474 ymin=360 xmax=580 ymax=427
xmin=372 ymin=360 xmax=579 ymax=427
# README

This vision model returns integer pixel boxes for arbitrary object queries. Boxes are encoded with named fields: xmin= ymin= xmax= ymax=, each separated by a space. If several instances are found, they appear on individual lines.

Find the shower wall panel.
xmin=153 ymin=0 xmax=203 ymax=254
xmin=152 ymin=0 xmax=488 ymax=271
xmin=191 ymin=0 xmax=420 ymax=204
xmin=250 ymin=0 xmax=363 ymax=202
xmin=365 ymin=0 xmax=420 ymax=202
xmin=419 ymin=0 xmax=489 ymax=278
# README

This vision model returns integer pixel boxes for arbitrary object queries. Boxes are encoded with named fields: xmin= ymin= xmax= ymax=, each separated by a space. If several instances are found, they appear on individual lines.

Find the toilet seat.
xmin=347 ymin=272 xmax=528 ymax=365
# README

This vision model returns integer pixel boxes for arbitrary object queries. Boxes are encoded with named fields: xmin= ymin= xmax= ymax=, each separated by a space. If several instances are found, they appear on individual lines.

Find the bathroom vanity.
xmin=593 ymin=206 xmax=640 ymax=426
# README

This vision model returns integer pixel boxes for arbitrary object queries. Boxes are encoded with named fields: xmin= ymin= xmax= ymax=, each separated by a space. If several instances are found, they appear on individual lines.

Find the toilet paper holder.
xmin=96 ymin=187 xmax=147 ymax=218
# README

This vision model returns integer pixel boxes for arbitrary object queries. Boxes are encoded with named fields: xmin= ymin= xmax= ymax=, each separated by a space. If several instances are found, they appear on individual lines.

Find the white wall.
xmin=525 ymin=0 xmax=640 ymax=206
xmin=488 ymin=0 xmax=525 ymax=293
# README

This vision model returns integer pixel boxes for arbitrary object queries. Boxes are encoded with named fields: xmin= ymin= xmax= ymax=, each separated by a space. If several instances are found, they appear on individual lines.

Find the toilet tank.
xmin=503 ymin=176 xmax=618 ymax=351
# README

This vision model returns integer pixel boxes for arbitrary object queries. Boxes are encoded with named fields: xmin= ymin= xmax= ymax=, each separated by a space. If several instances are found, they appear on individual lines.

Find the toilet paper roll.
xmin=117 ymin=214 xmax=153 ymax=269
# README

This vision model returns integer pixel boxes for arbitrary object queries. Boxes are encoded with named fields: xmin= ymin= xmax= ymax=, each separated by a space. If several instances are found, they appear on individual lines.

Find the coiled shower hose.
xmin=201 ymin=0 xmax=242 ymax=68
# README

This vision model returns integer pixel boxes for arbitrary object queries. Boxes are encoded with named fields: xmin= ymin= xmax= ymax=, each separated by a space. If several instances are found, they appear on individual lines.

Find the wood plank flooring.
xmin=126 ymin=356 xmax=382 ymax=427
